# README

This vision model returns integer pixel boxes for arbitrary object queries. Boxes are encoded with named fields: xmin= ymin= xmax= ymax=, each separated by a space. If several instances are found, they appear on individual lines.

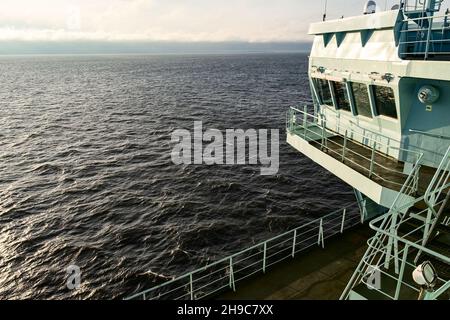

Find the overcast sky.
xmin=0 ymin=0 xmax=401 ymax=43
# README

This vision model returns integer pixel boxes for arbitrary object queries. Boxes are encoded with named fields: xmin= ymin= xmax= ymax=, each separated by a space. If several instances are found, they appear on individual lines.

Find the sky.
xmin=0 ymin=0 xmax=401 ymax=53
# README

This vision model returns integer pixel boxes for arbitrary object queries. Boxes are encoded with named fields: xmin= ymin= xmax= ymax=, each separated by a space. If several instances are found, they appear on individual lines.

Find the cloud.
xmin=0 ymin=0 xmax=315 ymax=42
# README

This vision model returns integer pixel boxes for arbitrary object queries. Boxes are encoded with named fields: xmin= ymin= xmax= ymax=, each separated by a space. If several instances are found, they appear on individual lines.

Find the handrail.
xmin=340 ymin=150 xmax=425 ymax=299
xmin=409 ymin=129 xmax=450 ymax=141
xmin=348 ymin=180 xmax=450 ymax=300
xmin=288 ymin=106 xmax=423 ymax=193
xmin=399 ymin=6 xmax=450 ymax=60
xmin=125 ymin=201 xmax=363 ymax=300
xmin=370 ymin=213 xmax=450 ymax=264
xmin=424 ymin=146 xmax=450 ymax=211
xmin=289 ymin=106 xmax=423 ymax=160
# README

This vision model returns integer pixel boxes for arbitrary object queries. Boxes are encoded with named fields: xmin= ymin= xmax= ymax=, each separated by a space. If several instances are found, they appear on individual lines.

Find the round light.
xmin=412 ymin=261 xmax=438 ymax=287
xmin=418 ymin=85 xmax=440 ymax=105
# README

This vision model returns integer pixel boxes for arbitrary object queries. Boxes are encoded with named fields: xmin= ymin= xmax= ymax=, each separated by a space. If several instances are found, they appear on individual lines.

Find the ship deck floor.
xmin=218 ymin=224 xmax=373 ymax=300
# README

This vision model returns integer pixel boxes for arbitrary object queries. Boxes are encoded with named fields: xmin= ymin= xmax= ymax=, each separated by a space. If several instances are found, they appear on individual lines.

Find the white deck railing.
xmin=125 ymin=202 xmax=362 ymax=300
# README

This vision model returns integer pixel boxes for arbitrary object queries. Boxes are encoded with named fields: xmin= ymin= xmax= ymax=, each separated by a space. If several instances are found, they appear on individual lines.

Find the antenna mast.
xmin=323 ymin=0 xmax=328 ymax=21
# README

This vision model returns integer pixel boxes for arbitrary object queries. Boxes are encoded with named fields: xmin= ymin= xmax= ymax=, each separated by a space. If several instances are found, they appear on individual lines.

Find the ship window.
xmin=373 ymin=86 xmax=398 ymax=119
xmin=350 ymin=82 xmax=372 ymax=118
xmin=331 ymin=81 xmax=351 ymax=112
xmin=313 ymin=78 xmax=333 ymax=106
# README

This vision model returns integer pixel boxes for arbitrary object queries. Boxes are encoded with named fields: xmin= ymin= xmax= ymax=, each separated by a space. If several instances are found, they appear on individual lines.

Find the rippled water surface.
xmin=0 ymin=53 xmax=353 ymax=299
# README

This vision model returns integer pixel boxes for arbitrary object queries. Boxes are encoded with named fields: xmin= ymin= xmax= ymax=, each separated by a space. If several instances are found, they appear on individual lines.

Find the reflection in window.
xmin=373 ymin=86 xmax=397 ymax=119
xmin=312 ymin=78 xmax=333 ymax=106
xmin=331 ymin=81 xmax=351 ymax=112
xmin=351 ymin=83 xmax=372 ymax=118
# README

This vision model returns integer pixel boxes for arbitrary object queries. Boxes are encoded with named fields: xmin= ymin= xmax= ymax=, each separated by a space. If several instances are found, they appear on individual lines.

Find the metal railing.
xmin=399 ymin=1 xmax=450 ymax=60
xmin=424 ymin=146 xmax=450 ymax=215
xmin=287 ymin=106 xmax=423 ymax=193
xmin=362 ymin=198 xmax=450 ymax=300
xmin=341 ymin=160 xmax=450 ymax=300
xmin=402 ymin=0 xmax=444 ymax=13
xmin=340 ymin=149 xmax=425 ymax=299
xmin=342 ymin=195 xmax=450 ymax=300
xmin=125 ymin=203 xmax=362 ymax=300
xmin=409 ymin=129 xmax=450 ymax=140
xmin=356 ymin=230 xmax=449 ymax=300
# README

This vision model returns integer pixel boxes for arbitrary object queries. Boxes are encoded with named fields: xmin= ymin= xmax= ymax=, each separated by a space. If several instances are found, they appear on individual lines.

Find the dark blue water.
xmin=0 ymin=53 xmax=353 ymax=299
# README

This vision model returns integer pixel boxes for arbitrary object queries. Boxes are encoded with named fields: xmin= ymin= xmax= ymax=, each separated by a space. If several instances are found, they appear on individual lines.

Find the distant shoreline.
xmin=0 ymin=41 xmax=312 ymax=56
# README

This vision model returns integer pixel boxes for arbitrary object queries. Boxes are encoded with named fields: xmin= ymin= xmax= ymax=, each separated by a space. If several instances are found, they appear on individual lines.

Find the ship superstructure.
xmin=287 ymin=0 xmax=450 ymax=299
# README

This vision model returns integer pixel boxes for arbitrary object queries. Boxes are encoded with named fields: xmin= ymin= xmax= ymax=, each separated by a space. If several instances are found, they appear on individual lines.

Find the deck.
xmin=290 ymin=125 xmax=437 ymax=196
xmin=218 ymin=224 xmax=373 ymax=300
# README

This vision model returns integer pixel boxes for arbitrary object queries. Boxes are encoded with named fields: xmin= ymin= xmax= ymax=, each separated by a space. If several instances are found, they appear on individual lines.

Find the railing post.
xmin=292 ymin=229 xmax=297 ymax=258
xmin=303 ymin=105 xmax=308 ymax=128
xmin=369 ymin=142 xmax=376 ymax=178
xmin=143 ymin=292 xmax=146 ymax=301
xmin=341 ymin=209 xmax=347 ymax=233
xmin=318 ymin=219 xmax=325 ymax=248
xmin=394 ymin=244 xmax=409 ymax=299
xmin=424 ymin=14 xmax=434 ymax=60
xmin=362 ymin=200 xmax=367 ymax=224
xmin=321 ymin=126 xmax=326 ymax=150
xmin=190 ymin=273 xmax=194 ymax=300
xmin=414 ymin=164 xmax=420 ymax=194
xmin=263 ymin=242 xmax=267 ymax=273
xmin=303 ymin=106 xmax=308 ymax=140
xmin=342 ymin=130 xmax=348 ymax=162
xmin=229 ymin=257 xmax=236 ymax=292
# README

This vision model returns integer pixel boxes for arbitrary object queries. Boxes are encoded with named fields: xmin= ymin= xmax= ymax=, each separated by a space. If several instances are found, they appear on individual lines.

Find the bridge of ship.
xmin=288 ymin=0 xmax=450 ymax=300
xmin=286 ymin=106 xmax=440 ymax=209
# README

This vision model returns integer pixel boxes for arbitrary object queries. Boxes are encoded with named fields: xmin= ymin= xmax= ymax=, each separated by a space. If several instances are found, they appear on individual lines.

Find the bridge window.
xmin=372 ymin=86 xmax=398 ymax=119
xmin=331 ymin=81 xmax=351 ymax=112
xmin=350 ymin=82 xmax=372 ymax=118
xmin=312 ymin=78 xmax=333 ymax=106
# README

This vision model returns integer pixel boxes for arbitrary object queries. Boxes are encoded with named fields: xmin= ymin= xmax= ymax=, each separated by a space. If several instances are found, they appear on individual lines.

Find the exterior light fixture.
xmin=418 ymin=85 xmax=440 ymax=105
xmin=412 ymin=261 xmax=438 ymax=300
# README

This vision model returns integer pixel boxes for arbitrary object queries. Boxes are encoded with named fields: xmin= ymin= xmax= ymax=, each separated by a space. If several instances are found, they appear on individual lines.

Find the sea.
xmin=0 ymin=53 xmax=353 ymax=299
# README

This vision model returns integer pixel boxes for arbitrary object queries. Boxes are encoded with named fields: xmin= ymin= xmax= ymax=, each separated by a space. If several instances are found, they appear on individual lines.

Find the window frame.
xmin=312 ymin=77 xmax=334 ymax=107
xmin=349 ymin=82 xmax=374 ymax=119
xmin=330 ymin=80 xmax=352 ymax=113
xmin=370 ymin=85 xmax=398 ymax=120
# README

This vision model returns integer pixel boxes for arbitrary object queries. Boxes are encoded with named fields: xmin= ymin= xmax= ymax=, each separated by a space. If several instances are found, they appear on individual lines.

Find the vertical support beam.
xmin=341 ymin=208 xmax=347 ymax=233
xmin=263 ymin=242 xmax=267 ymax=273
xmin=342 ymin=130 xmax=348 ymax=162
xmin=424 ymin=1 xmax=437 ymax=60
xmin=318 ymin=219 xmax=325 ymax=248
xmin=321 ymin=126 xmax=326 ymax=150
xmin=414 ymin=164 xmax=421 ymax=194
xmin=292 ymin=229 xmax=297 ymax=258
xmin=362 ymin=200 xmax=367 ymax=224
xmin=394 ymin=244 xmax=409 ymax=299
xmin=303 ymin=105 xmax=308 ymax=140
xmin=354 ymin=189 xmax=365 ymax=222
xmin=190 ymin=273 xmax=194 ymax=300
xmin=384 ymin=237 xmax=394 ymax=270
xmin=369 ymin=142 xmax=376 ymax=178
xmin=394 ymin=237 xmax=400 ymax=274
xmin=229 ymin=257 xmax=236 ymax=292
xmin=422 ymin=208 xmax=434 ymax=247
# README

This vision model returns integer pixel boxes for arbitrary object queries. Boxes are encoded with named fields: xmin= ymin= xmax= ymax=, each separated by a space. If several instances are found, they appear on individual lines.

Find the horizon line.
xmin=0 ymin=40 xmax=312 ymax=55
